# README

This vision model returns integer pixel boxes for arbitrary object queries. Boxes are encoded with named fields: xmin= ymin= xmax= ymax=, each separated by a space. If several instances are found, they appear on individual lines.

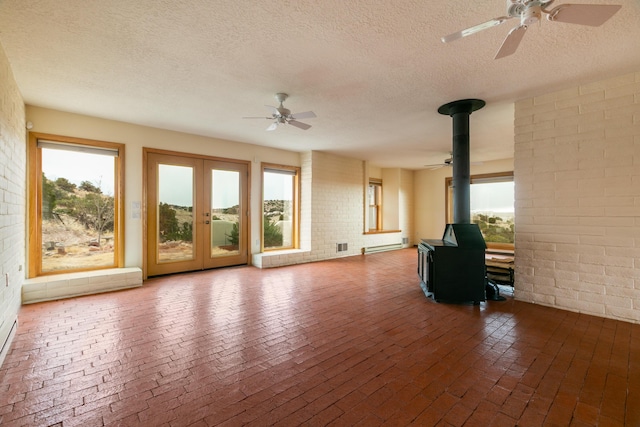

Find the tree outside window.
xmin=29 ymin=134 xmax=123 ymax=276
xmin=262 ymin=164 xmax=299 ymax=251
xmin=446 ymin=172 xmax=514 ymax=249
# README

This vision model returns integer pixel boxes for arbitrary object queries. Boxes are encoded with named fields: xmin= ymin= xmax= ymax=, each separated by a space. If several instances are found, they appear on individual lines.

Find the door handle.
xmin=205 ymin=220 xmax=210 ymax=224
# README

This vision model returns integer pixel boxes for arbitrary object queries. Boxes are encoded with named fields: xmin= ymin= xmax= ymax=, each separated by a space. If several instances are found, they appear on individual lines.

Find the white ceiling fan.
xmin=243 ymin=93 xmax=316 ymax=131
xmin=441 ymin=0 xmax=622 ymax=59
xmin=424 ymin=152 xmax=483 ymax=170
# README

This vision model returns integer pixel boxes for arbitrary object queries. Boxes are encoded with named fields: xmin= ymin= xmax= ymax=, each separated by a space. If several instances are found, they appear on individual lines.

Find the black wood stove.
xmin=418 ymin=99 xmax=493 ymax=304
xmin=418 ymin=224 xmax=486 ymax=304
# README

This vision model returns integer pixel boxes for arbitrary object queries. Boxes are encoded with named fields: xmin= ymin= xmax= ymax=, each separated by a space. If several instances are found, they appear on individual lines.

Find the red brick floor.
xmin=1 ymin=249 xmax=639 ymax=426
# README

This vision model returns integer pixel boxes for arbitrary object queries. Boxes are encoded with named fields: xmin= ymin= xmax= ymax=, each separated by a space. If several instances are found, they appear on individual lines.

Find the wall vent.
xmin=337 ymin=243 xmax=348 ymax=252
xmin=402 ymin=237 xmax=409 ymax=245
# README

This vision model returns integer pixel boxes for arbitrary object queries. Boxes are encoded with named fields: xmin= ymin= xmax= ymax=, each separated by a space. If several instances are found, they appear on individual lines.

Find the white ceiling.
xmin=1 ymin=0 xmax=639 ymax=169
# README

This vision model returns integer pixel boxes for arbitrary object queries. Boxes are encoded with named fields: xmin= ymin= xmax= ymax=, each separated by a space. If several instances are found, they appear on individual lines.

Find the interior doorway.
xmin=145 ymin=150 xmax=249 ymax=277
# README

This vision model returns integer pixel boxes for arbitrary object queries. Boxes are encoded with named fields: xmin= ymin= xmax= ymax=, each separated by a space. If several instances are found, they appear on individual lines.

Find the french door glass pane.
xmin=263 ymin=171 xmax=294 ymax=249
xmin=211 ymin=169 xmax=240 ymax=257
xmin=40 ymin=147 xmax=115 ymax=272
xmin=157 ymin=164 xmax=194 ymax=262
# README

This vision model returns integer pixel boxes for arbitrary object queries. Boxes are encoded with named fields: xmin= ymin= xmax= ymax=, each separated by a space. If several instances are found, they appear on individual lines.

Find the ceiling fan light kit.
xmin=441 ymin=0 xmax=622 ymax=59
xmin=243 ymin=93 xmax=316 ymax=131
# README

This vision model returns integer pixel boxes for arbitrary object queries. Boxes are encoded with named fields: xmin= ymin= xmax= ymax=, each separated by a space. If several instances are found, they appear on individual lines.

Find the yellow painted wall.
xmin=25 ymin=105 xmax=301 ymax=267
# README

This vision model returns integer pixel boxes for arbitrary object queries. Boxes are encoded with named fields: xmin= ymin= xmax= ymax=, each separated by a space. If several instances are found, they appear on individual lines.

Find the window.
xmin=28 ymin=133 xmax=124 ymax=276
xmin=446 ymin=172 xmax=514 ymax=250
xmin=262 ymin=164 xmax=300 ymax=251
xmin=368 ymin=179 xmax=382 ymax=231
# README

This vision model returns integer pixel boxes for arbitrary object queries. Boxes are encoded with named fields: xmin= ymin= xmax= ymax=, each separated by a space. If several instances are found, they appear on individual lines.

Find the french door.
xmin=145 ymin=151 xmax=249 ymax=277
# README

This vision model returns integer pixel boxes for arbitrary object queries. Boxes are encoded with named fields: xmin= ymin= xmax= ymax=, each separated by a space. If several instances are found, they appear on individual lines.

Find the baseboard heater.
xmin=361 ymin=242 xmax=403 ymax=254
xmin=0 ymin=318 xmax=18 ymax=367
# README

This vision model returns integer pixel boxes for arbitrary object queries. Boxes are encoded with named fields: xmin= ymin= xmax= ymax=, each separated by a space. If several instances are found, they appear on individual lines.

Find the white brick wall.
xmin=258 ymin=151 xmax=414 ymax=268
xmin=0 ymin=44 xmax=25 ymax=364
xmin=260 ymin=151 xmax=384 ymax=268
xmin=310 ymin=151 xmax=364 ymax=259
xmin=514 ymin=71 xmax=640 ymax=323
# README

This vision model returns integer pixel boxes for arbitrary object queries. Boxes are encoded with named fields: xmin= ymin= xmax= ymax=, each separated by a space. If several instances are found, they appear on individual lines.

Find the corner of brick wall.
xmin=0 ymin=44 xmax=26 ymax=359
xmin=514 ymin=71 xmax=640 ymax=323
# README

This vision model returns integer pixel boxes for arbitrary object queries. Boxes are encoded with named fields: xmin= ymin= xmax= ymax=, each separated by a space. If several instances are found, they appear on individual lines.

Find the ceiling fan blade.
xmin=546 ymin=4 xmax=621 ymax=26
xmin=288 ymin=120 xmax=311 ymax=130
xmin=441 ymin=16 xmax=511 ymax=43
xmin=265 ymin=105 xmax=280 ymax=116
xmin=495 ymin=25 xmax=527 ymax=59
xmin=291 ymin=111 xmax=316 ymax=120
xmin=242 ymin=116 xmax=271 ymax=119
xmin=266 ymin=122 xmax=278 ymax=131
xmin=424 ymin=159 xmax=481 ymax=169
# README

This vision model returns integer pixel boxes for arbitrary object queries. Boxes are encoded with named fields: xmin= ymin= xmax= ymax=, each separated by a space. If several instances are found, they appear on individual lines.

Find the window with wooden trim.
xmin=446 ymin=172 xmax=514 ymax=250
xmin=261 ymin=163 xmax=300 ymax=251
xmin=368 ymin=179 xmax=382 ymax=232
xmin=28 ymin=133 xmax=124 ymax=277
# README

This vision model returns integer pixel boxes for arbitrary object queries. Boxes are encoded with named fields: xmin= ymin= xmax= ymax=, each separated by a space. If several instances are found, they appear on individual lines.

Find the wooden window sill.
xmin=363 ymin=230 xmax=401 ymax=235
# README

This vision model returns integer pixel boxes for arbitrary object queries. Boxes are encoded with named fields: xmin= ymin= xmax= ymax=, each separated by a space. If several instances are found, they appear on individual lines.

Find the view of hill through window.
xmin=41 ymin=148 xmax=116 ymax=271
xmin=470 ymin=180 xmax=514 ymax=244
xmin=263 ymin=169 xmax=296 ymax=250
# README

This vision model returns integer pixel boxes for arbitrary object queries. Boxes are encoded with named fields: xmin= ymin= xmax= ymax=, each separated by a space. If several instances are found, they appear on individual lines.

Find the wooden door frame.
xmin=142 ymin=147 xmax=251 ymax=279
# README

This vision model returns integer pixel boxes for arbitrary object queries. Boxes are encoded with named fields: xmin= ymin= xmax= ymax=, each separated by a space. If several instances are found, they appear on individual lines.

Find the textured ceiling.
xmin=1 ymin=0 xmax=639 ymax=169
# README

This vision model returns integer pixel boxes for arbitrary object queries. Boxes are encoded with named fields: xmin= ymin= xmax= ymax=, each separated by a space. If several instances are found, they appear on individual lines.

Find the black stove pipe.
xmin=438 ymin=99 xmax=485 ymax=224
